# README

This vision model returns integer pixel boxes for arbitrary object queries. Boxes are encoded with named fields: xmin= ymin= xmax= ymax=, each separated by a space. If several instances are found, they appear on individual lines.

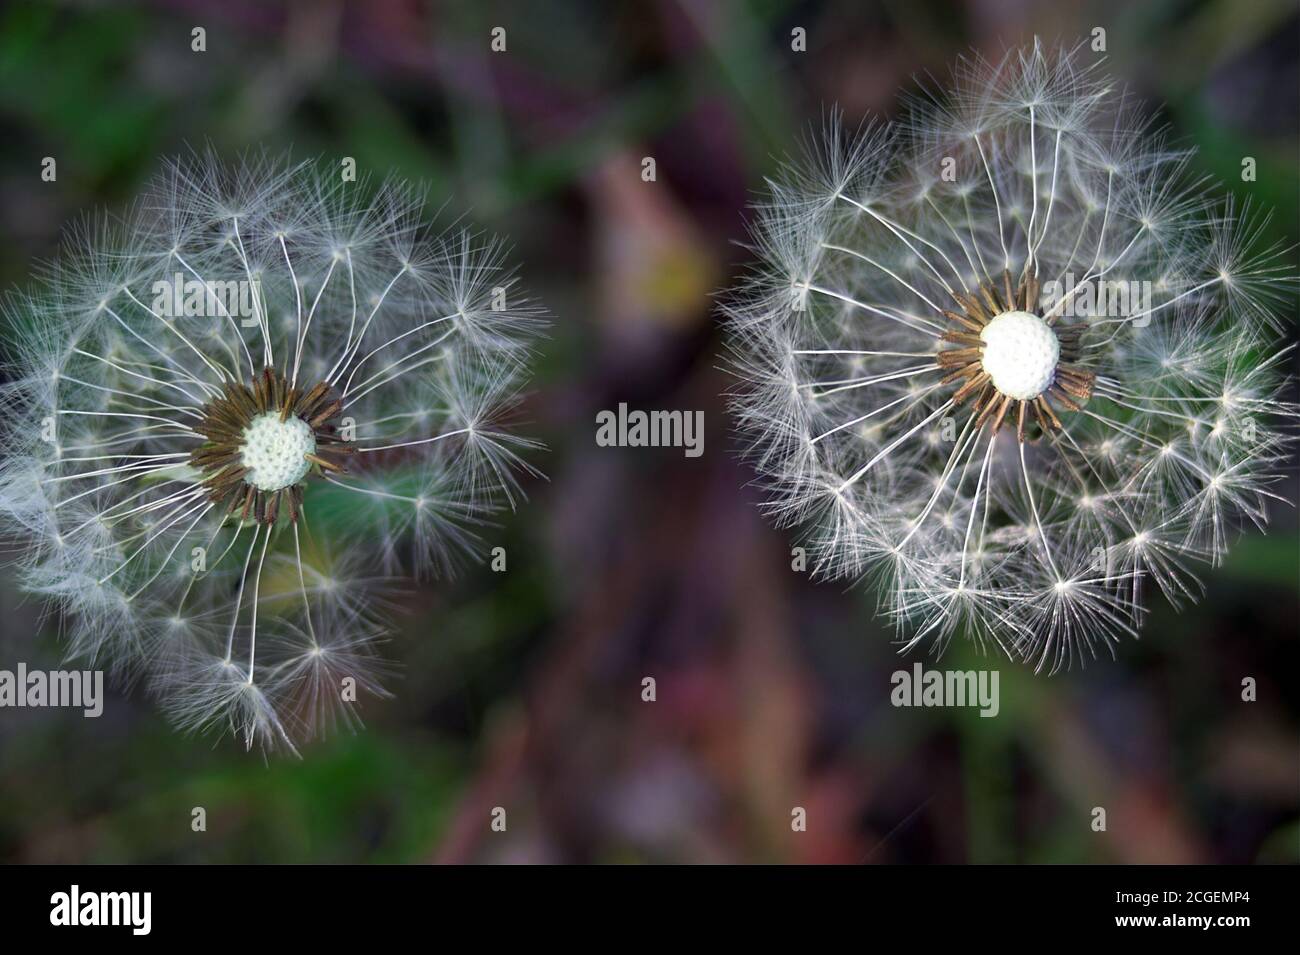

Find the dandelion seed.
xmin=0 ymin=151 xmax=545 ymax=749
xmin=725 ymin=41 xmax=1296 ymax=671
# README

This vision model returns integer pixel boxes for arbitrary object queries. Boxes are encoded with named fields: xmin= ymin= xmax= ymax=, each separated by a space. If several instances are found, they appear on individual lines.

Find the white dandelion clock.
xmin=0 ymin=153 xmax=544 ymax=750
xmin=726 ymin=42 xmax=1296 ymax=671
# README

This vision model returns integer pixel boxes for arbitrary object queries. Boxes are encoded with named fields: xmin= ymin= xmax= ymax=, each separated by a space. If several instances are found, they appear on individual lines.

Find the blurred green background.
xmin=0 ymin=0 xmax=1296 ymax=863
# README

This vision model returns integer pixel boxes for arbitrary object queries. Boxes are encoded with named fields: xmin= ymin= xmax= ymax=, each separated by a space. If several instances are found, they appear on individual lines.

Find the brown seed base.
xmin=937 ymin=268 xmax=1095 ymax=442
xmin=189 ymin=367 xmax=354 ymax=524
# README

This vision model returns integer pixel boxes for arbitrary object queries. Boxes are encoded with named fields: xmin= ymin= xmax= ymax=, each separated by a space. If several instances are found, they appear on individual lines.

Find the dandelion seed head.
xmin=0 ymin=150 xmax=545 ymax=749
xmin=725 ymin=41 xmax=1296 ymax=671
